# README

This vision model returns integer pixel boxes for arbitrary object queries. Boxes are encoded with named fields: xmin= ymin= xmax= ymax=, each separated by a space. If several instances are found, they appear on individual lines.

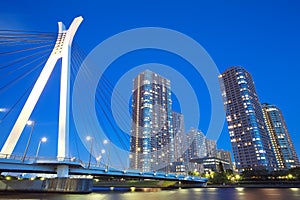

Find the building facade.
xmin=130 ymin=70 xmax=174 ymax=172
xmin=191 ymin=157 xmax=232 ymax=173
xmin=216 ymin=149 xmax=233 ymax=170
xmin=206 ymin=139 xmax=217 ymax=157
xmin=262 ymin=103 xmax=299 ymax=169
xmin=183 ymin=128 xmax=207 ymax=162
xmin=219 ymin=66 xmax=277 ymax=172
xmin=172 ymin=111 xmax=185 ymax=162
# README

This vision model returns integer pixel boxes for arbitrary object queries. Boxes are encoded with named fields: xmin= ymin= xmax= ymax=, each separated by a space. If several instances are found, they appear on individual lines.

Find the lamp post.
xmin=35 ymin=137 xmax=47 ymax=159
xmin=22 ymin=120 xmax=35 ymax=162
xmin=103 ymin=139 xmax=110 ymax=170
xmin=86 ymin=136 xmax=93 ymax=168
xmin=0 ymin=108 xmax=6 ymax=123
xmin=128 ymin=154 xmax=133 ymax=170
xmin=96 ymin=155 xmax=102 ymax=167
xmin=169 ymin=162 xmax=173 ymax=173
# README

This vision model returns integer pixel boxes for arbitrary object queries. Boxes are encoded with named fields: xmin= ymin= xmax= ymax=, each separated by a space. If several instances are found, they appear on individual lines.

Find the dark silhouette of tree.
xmin=211 ymin=172 xmax=228 ymax=184
xmin=289 ymin=167 xmax=300 ymax=179
xmin=217 ymin=162 xmax=225 ymax=173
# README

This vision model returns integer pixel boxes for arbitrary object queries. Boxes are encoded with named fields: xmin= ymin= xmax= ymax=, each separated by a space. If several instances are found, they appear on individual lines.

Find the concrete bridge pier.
xmin=0 ymin=178 xmax=93 ymax=193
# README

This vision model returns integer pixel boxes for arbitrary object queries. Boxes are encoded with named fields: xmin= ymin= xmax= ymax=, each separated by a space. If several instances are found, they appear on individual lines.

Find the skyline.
xmin=0 ymin=1 xmax=299 ymax=162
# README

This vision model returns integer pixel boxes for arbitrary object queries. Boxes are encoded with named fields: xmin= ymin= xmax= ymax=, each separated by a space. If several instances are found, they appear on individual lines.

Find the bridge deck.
xmin=0 ymin=157 xmax=208 ymax=183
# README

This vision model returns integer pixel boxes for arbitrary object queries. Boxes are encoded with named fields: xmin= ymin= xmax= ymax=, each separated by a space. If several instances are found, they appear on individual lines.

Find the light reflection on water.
xmin=0 ymin=188 xmax=300 ymax=200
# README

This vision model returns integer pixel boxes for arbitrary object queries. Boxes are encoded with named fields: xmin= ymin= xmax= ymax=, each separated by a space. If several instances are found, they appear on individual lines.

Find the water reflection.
xmin=0 ymin=188 xmax=300 ymax=200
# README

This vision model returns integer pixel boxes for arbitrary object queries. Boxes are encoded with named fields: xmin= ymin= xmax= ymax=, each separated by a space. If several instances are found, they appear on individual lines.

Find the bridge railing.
xmin=0 ymin=153 xmax=25 ymax=161
xmin=0 ymin=153 xmax=121 ymax=169
xmin=0 ymin=153 xmax=85 ymax=165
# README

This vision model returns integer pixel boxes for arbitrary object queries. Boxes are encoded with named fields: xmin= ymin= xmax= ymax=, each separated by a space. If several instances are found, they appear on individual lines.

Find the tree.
xmin=211 ymin=172 xmax=228 ymax=184
xmin=289 ymin=167 xmax=300 ymax=179
xmin=225 ymin=169 xmax=234 ymax=175
xmin=217 ymin=162 xmax=224 ymax=173
xmin=242 ymin=169 xmax=269 ymax=180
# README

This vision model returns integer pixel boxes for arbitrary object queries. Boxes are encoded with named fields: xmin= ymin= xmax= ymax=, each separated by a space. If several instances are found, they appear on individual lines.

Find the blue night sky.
xmin=0 ymin=0 xmax=300 ymax=164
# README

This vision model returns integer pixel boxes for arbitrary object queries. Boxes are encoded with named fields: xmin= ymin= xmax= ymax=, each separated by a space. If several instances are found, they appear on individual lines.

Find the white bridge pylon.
xmin=0 ymin=17 xmax=83 ymax=170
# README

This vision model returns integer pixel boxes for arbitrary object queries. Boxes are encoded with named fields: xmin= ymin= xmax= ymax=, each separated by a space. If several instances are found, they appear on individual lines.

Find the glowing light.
xmin=86 ymin=136 xmax=92 ymax=141
xmin=103 ymin=139 xmax=109 ymax=144
xmin=236 ymin=187 xmax=244 ymax=192
xmin=96 ymin=156 xmax=102 ymax=161
xmin=0 ymin=108 xmax=7 ymax=112
xmin=41 ymin=137 xmax=47 ymax=143
xmin=287 ymin=174 xmax=294 ymax=179
xmin=26 ymin=120 xmax=34 ymax=126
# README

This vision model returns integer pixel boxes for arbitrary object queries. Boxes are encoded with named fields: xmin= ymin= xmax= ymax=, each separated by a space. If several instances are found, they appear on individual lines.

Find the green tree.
xmin=289 ymin=167 xmax=300 ymax=179
xmin=211 ymin=172 xmax=228 ymax=184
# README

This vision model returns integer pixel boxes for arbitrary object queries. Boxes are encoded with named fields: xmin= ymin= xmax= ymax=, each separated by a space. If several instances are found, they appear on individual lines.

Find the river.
xmin=1 ymin=188 xmax=300 ymax=200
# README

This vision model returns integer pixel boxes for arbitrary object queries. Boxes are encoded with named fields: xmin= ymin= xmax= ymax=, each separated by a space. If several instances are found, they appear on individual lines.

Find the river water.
xmin=1 ymin=188 xmax=300 ymax=200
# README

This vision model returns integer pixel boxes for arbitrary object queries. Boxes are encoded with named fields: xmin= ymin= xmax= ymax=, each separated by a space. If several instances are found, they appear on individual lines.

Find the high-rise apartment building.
xmin=172 ymin=111 xmax=185 ymax=161
xmin=206 ymin=139 xmax=217 ymax=157
xmin=182 ymin=128 xmax=207 ymax=165
xmin=262 ymin=103 xmax=299 ymax=169
xmin=130 ymin=70 xmax=174 ymax=172
xmin=219 ymin=66 xmax=277 ymax=172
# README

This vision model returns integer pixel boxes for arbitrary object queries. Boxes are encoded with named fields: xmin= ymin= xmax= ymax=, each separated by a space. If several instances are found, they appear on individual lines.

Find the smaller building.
xmin=206 ymin=139 xmax=217 ymax=157
xmin=170 ymin=161 xmax=186 ymax=173
xmin=190 ymin=157 xmax=232 ymax=173
xmin=216 ymin=149 xmax=233 ymax=169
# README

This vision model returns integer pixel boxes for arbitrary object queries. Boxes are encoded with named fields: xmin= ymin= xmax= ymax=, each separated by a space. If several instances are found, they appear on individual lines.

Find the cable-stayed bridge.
xmin=0 ymin=16 xmax=207 ymax=191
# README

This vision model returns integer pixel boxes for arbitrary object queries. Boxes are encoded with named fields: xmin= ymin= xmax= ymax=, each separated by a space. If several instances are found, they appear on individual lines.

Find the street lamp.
xmin=0 ymin=108 xmax=7 ymax=124
xmin=169 ymin=162 xmax=173 ymax=173
xmin=103 ymin=139 xmax=110 ymax=170
xmin=22 ymin=120 xmax=35 ymax=162
xmin=86 ymin=136 xmax=93 ymax=168
xmin=96 ymin=155 xmax=102 ymax=167
xmin=128 ymin=154 xmax=133 ymax=169
xmin=35 ymin=137 xmax=47 ymax=158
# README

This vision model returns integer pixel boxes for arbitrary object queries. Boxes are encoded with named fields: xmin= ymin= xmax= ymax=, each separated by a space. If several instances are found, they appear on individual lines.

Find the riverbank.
xmin=206 ymin=183 xmax=300 ymax=188
xmin=1 ymin=178 xmax=300 ymax=194
xmin=93 ymin=179 xmax=300 ymax=191
xmin=0 ymin=187 xmax=299 ymax=200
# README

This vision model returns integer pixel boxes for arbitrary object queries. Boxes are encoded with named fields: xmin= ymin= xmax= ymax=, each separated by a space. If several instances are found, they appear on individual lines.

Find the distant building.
xmin=190 ymin=157 xmax=232 ymax=173
xmin=183 ymin=128 xmax=207 ymax=162
xmin=189 ymin=149 xmax=233 ymax=173
xmin=219 ymin=66 xmax=277 ymax=172
xmin=216 ymin=149 xmax=233 ymax=170
xmin=206 ymin=139 xmax=217 ymax=157
xmin=262 ymin=103 xmax=299 ymax=169
xmin=130 ymin=70 xmax=174 ymax=172
xmin=172 ymin=111 xmax=185 ymax=162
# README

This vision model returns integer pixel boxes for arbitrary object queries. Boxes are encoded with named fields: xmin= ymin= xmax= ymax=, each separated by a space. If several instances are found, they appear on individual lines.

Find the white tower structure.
xmin=0 ymin=16 xmax=83 ymax=177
